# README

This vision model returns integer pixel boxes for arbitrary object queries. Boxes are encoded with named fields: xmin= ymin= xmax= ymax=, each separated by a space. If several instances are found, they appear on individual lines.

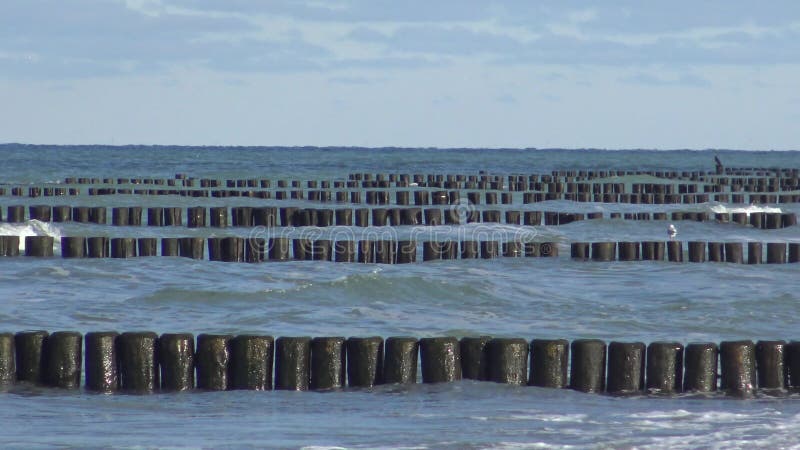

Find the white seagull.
xmin=667 ymin=224 xmax=677 ymax=239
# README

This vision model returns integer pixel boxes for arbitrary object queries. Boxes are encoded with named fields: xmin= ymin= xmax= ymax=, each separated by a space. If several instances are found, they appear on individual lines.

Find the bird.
xmin=667 ymin=224 xmax=677 ymax=239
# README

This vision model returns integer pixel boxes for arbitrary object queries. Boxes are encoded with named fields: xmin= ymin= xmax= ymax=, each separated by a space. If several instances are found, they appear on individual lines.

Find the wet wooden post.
xmin=210 ymin=207 xmax=228 ymax=227
xmin=486 ymin=338 xmax=528 ymax=385
xmin=86 ymin=236 xmax=110 ymax=258
xmin=645 ymin=342 xmax=683 ymax=394
xmin=84 ymin=331 xmax=119 ymax=392
xmin=688 ymin=241 xmax=706 ymax=262
xmin=397 ymin=240 xmax=416 ymax=263
xmin=347 ymin=337 xmax=384 ymax=388
xmin=89 ymin=206 xmax=106 ymax=224
xmin=61 ymin=236 xmax=86 ymax=258
xmin=724 ymin=242 xmax=743 ymax=264
xmin=719 ymin=340 xmax=756 ymax=396
xmin=480 ymin=241 xmax=500 ymax=259
xmin=268 ymin=237 xmax=291 ymax=261
xmin=253 ymin=207 xmax=277 ymax=227
xmin=755 ymin=340 xmax=786 ymax=391
xmin=52 ymin=205 xmax=71 ymax=222
xmin=617 ymin=242 xmax=639 ymax=261
xmin=732 ymin=212 xmax=748 ymax=225
xmin=14 ymin=330 xmax=48 ymax=384
xmin=641 ymin=241 xmax=665 ymax=261
xmin=505 ymin=210 xmax=521 ymax=225
xmin=25 ymin=236 xmax=54 ymax=257
xmin=667 ymin=241 xmax=683 ymax=262
xmin=785 ymin=341 xmax=800 ymax=389
xmin=112 ymin=207 xmax=129 ymax=226
xmin=161 ymin=237 xmax=179 ymax=257
xmin=164 ymin=207 xmax=182 ymax=226
xmin=246 ymin=238 xmax=265 ymax=263
xmin=354 ymin=208 xmax=369 ymax=227
xmin=400 ymin=208 xmax=422 ymax=225
xmin=441 ymin=240 xmax=459 ymax=259
xmin=230 ymin=335 xmax=274 ymax=390
xmin=529 ymin=339 xmax=569 ymax=388
xmin=606 ymin=342 xmax=645 ymax=394
xmin=187 ymin=206 xmax=206 ymax=228
xmin=791 ymin=243 xmax=800 ymax=263
xmin=335 ymin=208 xmax=353 ymax=226
xmin=158 ymin=333 xmax=195 ymax=391
xmin=317 ymin=209 xmax=334 ymax=227
xmin=422 ymin=241 xmax=442 ymax=261
xmin=7 ymin=205 xmax=24 ymax=223
xmin=116 ymin=331 xmax=159 ymax=393
xmin=569 ymin=339 xmax=606 ymax=393
xmin=383 ymin=337 xmax=418 ymax=384
xmin=0 ymin=333 xmax=14 ymax=386
xmin=178 ymin=237 xmax=205 ymax=259
xmin=129 ymin=207 xmax=142 ymax=225
xmin=461 ymin=241 xmax=479 ymax=259
xmin=424 ymin=208 xmax=442 ymax=226
xmin=147 ymin=207 xmax=163 ymax=226
xmin=372 ymin=208 xmax=388 ymax=226
xmin=196 ymin=334 xmax=233 ymax=390
xmin=310 ymin=337 xmax=346 ymax=391
xmin=138 ymin=238 xmax=158 ymax=256
xmin=357 ymin=240 xmax=375 ymax=263
xmin=460 ymin=336 xmax=491 ymax=381
xmin=503 ymin=241 xmax=523 ymax=257
xmin=275 ymin=337 xmax=311 ymax=391
xmin=683 ymin=342 xmax=718 ymax=393
xmin=750 ymin=212 xmax=764 ymax=229
xmin=0 ymin=236 xmax=19 ymax=257
xmin=591 ymin=242 xmax=616 ymax=261
xmin=747 ymin=242 xmax=762 ymax=264
xmin=540 ymin=242 xmax=559 ymax=257
xmin=767 ymin=242 xmax=787 ymax=264
xmin=376 ymin=240 xmax=396 ymax=264
xmin=72 ymin=206 xmax=90 ymax=223
xmin=312 ymin=239 xmax=332 ymax=261
xmin=420 ymin=337 xmax=461 ymax=383
xmin=111 ymin=238 xmax=137 ymax=258
xmin=333 ymin=240 xmax=355 ymax=263
xmin=29 ymin=205 xmax=51 ymax=222
xmin=293 ymin=238 xmax=312 ymax=261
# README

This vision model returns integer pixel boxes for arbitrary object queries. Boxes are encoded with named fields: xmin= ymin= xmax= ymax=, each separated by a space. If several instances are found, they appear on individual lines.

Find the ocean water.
xmin=0 ymin=145 xmax=799 ymax=449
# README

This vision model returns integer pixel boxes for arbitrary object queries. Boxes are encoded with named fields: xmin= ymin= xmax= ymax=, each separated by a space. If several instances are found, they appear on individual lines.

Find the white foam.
xmin=709 ymin=204 xmax=783 ymax=214
xmin=0 ymin=220 xmax=63 ymax=252
xmin=629 ymin=409 xmax=693 ymax=419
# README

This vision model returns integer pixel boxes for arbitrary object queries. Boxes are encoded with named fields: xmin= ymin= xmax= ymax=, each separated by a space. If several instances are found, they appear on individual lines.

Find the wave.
xmin=0 ymin=220 xmax=64 ymax=252
xmin=708 ymin=204 xmax=783 ymax=214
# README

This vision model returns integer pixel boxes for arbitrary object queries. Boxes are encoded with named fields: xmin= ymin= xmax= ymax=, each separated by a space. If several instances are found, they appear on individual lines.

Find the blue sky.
xmin=1 ymin=1 xmax=798 ymax=149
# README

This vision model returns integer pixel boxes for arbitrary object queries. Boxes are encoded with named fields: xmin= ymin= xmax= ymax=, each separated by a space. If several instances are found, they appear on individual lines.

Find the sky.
xmin=1 ymin=1 xmax=799 ymax=149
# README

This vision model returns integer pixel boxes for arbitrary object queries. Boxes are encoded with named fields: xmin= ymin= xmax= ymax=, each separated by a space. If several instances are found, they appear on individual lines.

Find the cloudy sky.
xmin=1 ymin=1 xmax=798 ymax=149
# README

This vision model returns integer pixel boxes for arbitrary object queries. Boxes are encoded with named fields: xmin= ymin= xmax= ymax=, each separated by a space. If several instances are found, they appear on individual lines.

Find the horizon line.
xmin=1 ymin=143 xmax=797 ymax=152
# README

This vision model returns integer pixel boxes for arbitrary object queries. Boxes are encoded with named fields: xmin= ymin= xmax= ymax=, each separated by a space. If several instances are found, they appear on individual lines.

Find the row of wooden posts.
xmin=50 ymin=167 xmax=800 ymax=190
xmin=9 ymin=185 xmax=800 ymax=205
xmin=5 ymin=236 xmax=800 ymax=264
xmin=40 ymin=175 xmax=800 ymax=194
xmin=5 ymin=205 xmax=798 ymax=229
xmin=0 ymin=331 xmax=794 ymax=397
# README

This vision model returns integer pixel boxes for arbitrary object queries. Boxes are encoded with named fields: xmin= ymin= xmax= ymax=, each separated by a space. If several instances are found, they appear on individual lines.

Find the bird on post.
xmin=667 ymin=224 xmax=677 ymax=239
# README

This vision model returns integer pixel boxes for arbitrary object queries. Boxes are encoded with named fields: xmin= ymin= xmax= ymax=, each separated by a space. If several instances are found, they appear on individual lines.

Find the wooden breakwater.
xmin=0 ymin=331 xmax=794 ymax=397
xmin=3 ymin=236 xmax=799 ymax=264
xmin=4 ymin=205 xmax=797 ymax=229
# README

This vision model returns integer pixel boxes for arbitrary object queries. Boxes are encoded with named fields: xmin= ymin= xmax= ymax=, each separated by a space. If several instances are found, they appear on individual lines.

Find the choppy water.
xmin=0 ymin=145 xmax=799 ymax=449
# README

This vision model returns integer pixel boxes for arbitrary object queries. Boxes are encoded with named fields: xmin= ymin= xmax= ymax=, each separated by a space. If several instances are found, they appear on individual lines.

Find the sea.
xmin=0 ymin=144 xmax=799 ymax=449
